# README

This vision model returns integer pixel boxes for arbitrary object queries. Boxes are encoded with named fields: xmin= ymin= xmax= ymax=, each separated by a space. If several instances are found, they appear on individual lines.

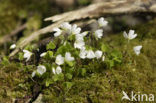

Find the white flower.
xmin=133 ymin=45 xmax=142 ymax=55
xmin=102 ymin=55 xmax=105 ymax=61
xmin=23 ymin=50 xmax=32 ymax=61
xmin=80 ymin=31 xmax=88 ymax=37
xmin=74 ymin=32 xmax=88 ymax=49
xmin=55 ymin=54 xmax=64 ymax=65
xmin=98 ymin=17 xmax=108 ymax=27
xmin=37 ymin=65 xmax=46 ymax=75
xmin=75 ymin=34 xmax=84 ymax=41
xmin=32 ymin=71 xmax=36 ymax=77
xmin=10 ymin=44 xmax=16 ymax=49
xmin=79 ymin=48 xmax=87 ymax=59
xmin=53 ymin=28 xmax=62 ymax=37
xmin=95 ymin=50 xmax=103 ymax=59
xmin=71 ymin=24 xmax=81 ymax=35
xmin=65 ymin=52 xmax=75 ymax=62
xmin=86 ymin=50 xmax=95 ymax=59
xmin=123 ymin=30 xmax=137 ymax=40
xmin=52 ymin=66 xmax=62 ymax=74
xmin=95 ymin=29 xmax=103 ymax=39
xmin=40 ymin=52 xmax=47 ymax=57
xmin=56 ymin=66 xmax=62 ymax=74
xmin=74 ymin=34 xmax=85 ymax=49
xmin=74 ymin=40 xmax=85 ymax=49
xmin=75 ymin=32 xmax=88 ymax=41
xmin=60 ymin=22 xmax=72 ymax=32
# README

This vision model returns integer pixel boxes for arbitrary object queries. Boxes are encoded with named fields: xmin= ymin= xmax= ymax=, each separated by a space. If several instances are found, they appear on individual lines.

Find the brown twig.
xmin=0 ymin=23 xmax=26 ymax=45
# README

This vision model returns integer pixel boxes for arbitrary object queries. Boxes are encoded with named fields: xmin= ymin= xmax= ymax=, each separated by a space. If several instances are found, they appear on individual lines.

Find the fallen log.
xmin=9 ymin=0 xmax=156 ymax=57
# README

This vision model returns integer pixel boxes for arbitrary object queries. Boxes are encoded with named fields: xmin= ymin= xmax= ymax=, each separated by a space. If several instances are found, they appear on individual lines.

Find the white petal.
xmin=60 ymin=22 xmax=72 ymax=32
xmin=65 ymin=52 xmax=75 ymax=62
xmin=98 ymin=17 xmax=108 ymax=27
xmin=53 ymin=28 xmax=62 ymax=37
xmin=95 ymin=50 xmax=103 ymax=59
xmin=26 ymin=55 xmax=31 ymax=62
xmin=80 ymin=31 xmax=88 ymax=37
xmin=128 ymin=30 xmax=137 ymax=40
xmin=74 ymin=41 xmax=85 ymax=49
xmin=102 ymin=55 xmax=105 ymax=61
xmin=123 ymin=30 xmax=137 ymax=40
xmin=86 ymin=50 xmax=95 ymax=59
xmin=40 ymin=52 xmax=47 ymax=57
xmin=129 ymin=30 xmax=135 ymax=36
xmin=32 ymin=71 xmax=36 ymax=77
xmin=53 ymin=27 xmax=60 ymax=32
xmin=123 ymin=31 xmax=128 ymax=39
xmin=23 ymin=50 xmax=32 ymax=61
xmin=71 ymin=24 xmax=81 ymax=35
xmin=55 ymin=54 xmax=64 ymax=65
xmin=75 ymin=34 xmax=84 ymax=41
xmin=23 ymin=50 xmax=29 ymax=53
xmin=10 ymin=44 xmax=16 ymax=49
xmin=133 ymin=45 xmax=142 ymax=55
xmin=54 ymin=31 xmax=62 ymax=37
xmin=129 ymin=33 xmax=137 ymax=40
xmin=80 ymin=46 xmax=86 ymax=51
xmin=79 ymin=50 xmax=87 ymax=59
xmin=95 ymin=29 xmax=103 ymax=39
xmin=56 ymin=66 xmax=62 ymax=74
xmin=37 ymin=65 xmax=46 ymax=75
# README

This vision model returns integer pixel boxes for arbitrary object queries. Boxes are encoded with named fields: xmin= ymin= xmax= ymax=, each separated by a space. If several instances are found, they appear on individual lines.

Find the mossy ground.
xmin=42 ymin=19 xmax=156 ymax=103
xmin=0 ymin=19 xmax=156 ymax=103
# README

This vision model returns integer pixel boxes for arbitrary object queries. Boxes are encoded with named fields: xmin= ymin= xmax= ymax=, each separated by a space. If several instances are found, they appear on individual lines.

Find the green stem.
xmin=126 ymin=39 xmax=132 ymax=65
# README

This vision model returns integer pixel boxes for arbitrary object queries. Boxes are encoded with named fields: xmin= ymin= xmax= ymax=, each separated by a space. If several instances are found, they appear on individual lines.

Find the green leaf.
xmin=65 ymin=73 xmax=73 ymax=80
xmin=53 ymin=73 xmax=64 ymax=81
xmin=68 ymin=34 xmax=75 ymax=41
xmin=80 ymin=68 xmax=86 ymax=76
xmin=16 ymin=63 xmax=23 ymax=68
xmin=18 ymin=52 xmax=24 ymax=61
xmin=113 ymin=57 xmax=122 ymax=63
xmin=45 ymin=79 xmax=53 ymax=87
xmin=1 ymin=56 xmax=10 ymax=65
xmin=44 ymin=51 xmax=53 ymax=59
xmin=101 ymin=44 xmax=108 ymax=52
xmin=46 ymin=42 xmax=56 ymax=50
xmin=63 ymin=82 xmax=73 ymax=90
xmin=56 ymin=46 xmax=66 ymax=55
xmin=24 ymin=44 xmax=37 ymax=51
xmin=106 ymin=60 xmax=114 ymax=69
xmin=47 ymin=51 xmax=53 ymax=58
xmin=53 ymin=75 xmax=58 ymax=81
xmin=18 ymin=10 xmax=28 ymax=19
xmin=111 ymin=50 xmax=122 ymax=63
xmin=66 ymin=61 xmax=74 ymax=67
xmin=65 ymin=67 xmax=74 ymax=74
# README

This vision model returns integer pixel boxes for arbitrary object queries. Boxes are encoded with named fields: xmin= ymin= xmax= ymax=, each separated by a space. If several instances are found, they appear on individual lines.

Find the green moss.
xmin=1 ymin=18 xmax=156 ymax=103
xmin=0 ymin=63 xmax=32 ymax=102
xmin=41 ymin=19 xmax=156 ymax=102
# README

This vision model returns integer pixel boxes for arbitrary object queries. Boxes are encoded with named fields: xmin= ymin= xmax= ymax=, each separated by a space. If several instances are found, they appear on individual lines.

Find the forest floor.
xmin=0 ymin=18 xmax=156 ymax=103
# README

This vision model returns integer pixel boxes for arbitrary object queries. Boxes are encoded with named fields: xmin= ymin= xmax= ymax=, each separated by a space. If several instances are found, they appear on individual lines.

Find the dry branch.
xmin=9 ymin=0 xmax=156 ymax=57
xmin=0 ymin=23 xmax=26 ymax=45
